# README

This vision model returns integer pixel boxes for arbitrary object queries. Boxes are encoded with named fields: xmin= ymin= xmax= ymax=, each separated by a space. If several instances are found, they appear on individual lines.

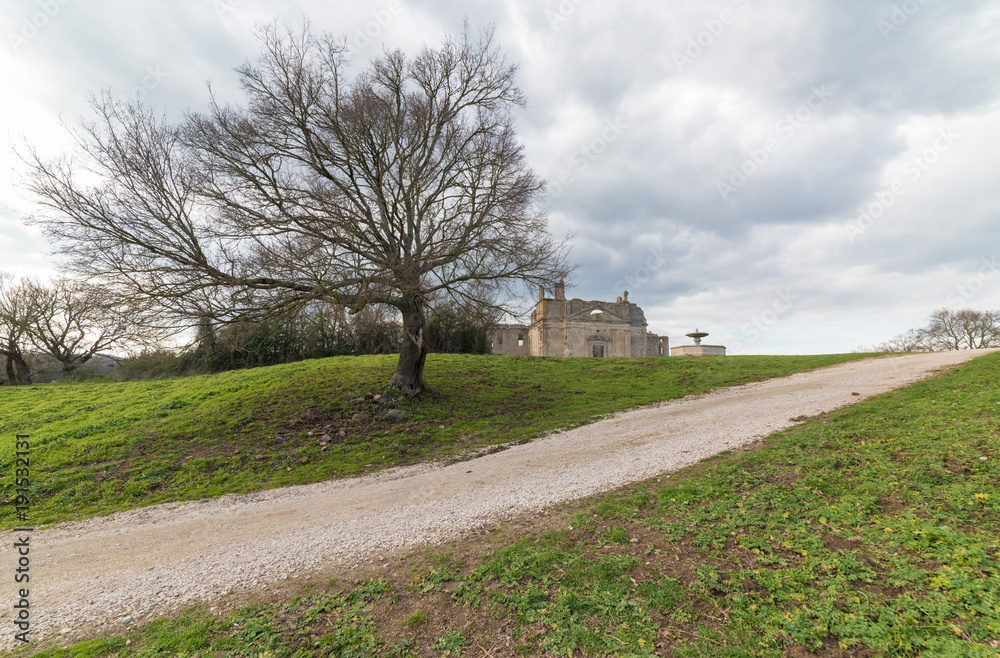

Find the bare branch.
xmin=21 ymin=24 xmax=572 ymax=394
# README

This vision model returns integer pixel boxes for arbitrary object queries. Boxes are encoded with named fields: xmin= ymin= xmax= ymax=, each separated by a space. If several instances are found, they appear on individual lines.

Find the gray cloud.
xmin=2 ymin=0 xmax=999 ymax=353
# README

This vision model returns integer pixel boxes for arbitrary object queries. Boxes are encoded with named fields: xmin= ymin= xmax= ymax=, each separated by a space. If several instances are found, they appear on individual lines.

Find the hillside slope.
xmin=0 ymin=353 xmax=873 ymax=526
xmin=4 ymin=350 xmax=994 ymax=653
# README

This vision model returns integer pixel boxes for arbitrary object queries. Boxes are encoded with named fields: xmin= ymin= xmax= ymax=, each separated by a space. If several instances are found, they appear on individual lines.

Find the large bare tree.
xmin=922 ymin=308 xmax=1000 ymax=351
xmin=24 ymin=24 xmax=569 ymax=394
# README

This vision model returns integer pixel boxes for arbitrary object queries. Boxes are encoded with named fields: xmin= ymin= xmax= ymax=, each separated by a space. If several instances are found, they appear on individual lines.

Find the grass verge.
xmin=0 ymin=352 xmax=869 ymax=526
xmin=14 ymin=351 xmax=1000 ymax=656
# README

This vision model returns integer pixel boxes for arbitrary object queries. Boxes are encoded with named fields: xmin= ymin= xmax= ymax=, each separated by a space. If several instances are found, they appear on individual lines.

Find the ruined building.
xmin=492 ymin=281 xmax=667 ymax=358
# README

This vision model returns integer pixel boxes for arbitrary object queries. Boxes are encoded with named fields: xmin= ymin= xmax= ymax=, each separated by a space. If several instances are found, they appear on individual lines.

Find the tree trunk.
xmin=388 ymin=295 xmax=428 ymax=396
xmin=3 ymin=351 xmax=32 ymax=385
xmin=61 ymin=353 xmax=92 ymax=374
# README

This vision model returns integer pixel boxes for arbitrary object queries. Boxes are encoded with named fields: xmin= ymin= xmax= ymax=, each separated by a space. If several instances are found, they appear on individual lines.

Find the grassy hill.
xmin=0 ymin=352 xmax=871 ymax=527
xmin=21 ymin=351 xmax=1000 ymax=657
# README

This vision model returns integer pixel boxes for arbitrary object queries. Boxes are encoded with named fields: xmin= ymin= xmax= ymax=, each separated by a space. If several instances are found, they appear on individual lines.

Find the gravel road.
xmin=1 ymin=350 xmax=993 ymax=648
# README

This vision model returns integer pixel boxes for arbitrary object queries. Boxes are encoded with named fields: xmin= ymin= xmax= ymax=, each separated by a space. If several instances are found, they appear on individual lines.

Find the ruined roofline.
xmin=537 ymin=279 xmax=637 ymax=307
xmin=538 ymin=295 xmax=637 ymax=306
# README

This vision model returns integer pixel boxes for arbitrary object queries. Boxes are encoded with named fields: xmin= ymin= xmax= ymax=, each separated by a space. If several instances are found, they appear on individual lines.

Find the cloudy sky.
xmin=1 ymin=0 xmax=999 ymax=354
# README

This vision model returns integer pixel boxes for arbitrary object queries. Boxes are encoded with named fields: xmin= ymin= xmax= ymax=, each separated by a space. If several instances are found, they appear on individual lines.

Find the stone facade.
xmin=491 ymin=281 xmax=667 ymax=358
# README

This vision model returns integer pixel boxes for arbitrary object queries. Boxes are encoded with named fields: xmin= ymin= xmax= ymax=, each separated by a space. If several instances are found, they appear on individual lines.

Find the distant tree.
xmin=425 ymin=293 xmax=499 ymax=354
xmin=866 ymin=308 xmax=1000 ymax=352
xmin=184 ymin=300 xmax=401 ymax=372
xmin=346 ymin=305 xmax=402 ymax=356
xmin=923 ymin=308 xmax=1000 ymax=351
xmin=25 ymin=277 xmax=166 ymax=374
xmin=0 ymin=273 xmax=34 ymax=385
xmin=23 ymin=24 xmax=570 ymax=395
xmin=0 ymin=274 xmax=164 ymax=380
xmin=866 ymin=328 xmax=929 ymax=353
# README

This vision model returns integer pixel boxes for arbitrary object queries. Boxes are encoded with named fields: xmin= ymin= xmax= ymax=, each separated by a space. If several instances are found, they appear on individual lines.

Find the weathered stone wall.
xmin=529 ymin=294 xmax=662 ymax=358
xmin=491 ymin=324 xmax=532 ymax=356
xmin=647 ymin=333 xmax=668 ymax=357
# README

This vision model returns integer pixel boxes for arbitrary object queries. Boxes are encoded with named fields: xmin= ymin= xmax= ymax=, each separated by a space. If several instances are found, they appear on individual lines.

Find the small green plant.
xmin=404 ymin=610 xmax=428 ymax=628
xmin=418 ymin=565 xmax=460 ymax=593
xmin=433 ymin=629 xmax=468 ymax=656
xmin=387 ymin=638 xmax=419 ymax=657
xmin=568 ymin=511 xmax=595 ymax=530
xmin=599 ymin=525 xmax=630 ymax=545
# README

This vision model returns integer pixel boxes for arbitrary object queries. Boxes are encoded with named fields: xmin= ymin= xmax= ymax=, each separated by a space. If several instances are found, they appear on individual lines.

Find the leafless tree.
xmin=21 ymin=278 xmax=165 ymax=374
xmin=865 ymin=308 xmax=1000 ymax=352
xmin=865 ymin=328 xmax=930 ymax=353
xmin=0 ymin=273 xmax=34 ymax=385
xmin=23 ymin=24 xmax=570 ymax=394
xmin=922 ymin=308 xmax=1000 ymax=351
xmin=0 ymin=274 xmax=165 ymax=381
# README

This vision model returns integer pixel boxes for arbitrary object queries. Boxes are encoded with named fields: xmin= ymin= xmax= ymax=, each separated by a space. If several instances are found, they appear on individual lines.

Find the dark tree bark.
xmin=2 ymin=348 xmax=32 ymax=385
xmin=389 ymin=294 xmax=428 ymax=394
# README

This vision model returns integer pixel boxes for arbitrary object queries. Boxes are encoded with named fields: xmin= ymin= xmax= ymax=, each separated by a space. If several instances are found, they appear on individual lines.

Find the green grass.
xmin=25 ymin=351 xmax=1000 ymax=656
xmin=0 ymin=352 xmax=869 ymax=527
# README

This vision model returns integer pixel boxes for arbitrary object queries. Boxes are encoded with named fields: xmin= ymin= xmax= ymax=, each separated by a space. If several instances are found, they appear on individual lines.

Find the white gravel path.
xmin=1 ymin=350 xmax=994 ymax=648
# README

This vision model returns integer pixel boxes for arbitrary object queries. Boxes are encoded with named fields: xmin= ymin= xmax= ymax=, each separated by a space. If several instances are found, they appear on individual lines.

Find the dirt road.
xmin=2 ymin=350 xmax=993 ymax=647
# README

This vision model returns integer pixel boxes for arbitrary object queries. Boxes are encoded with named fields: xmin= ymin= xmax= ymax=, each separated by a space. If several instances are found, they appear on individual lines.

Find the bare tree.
xmin=21 ymin=278 xmax=164 ymax=374
xmin=23 ymin=24 xmax=570 ymax=394
xmin=0 ymin=273 xmax=34 ymax=385
xmin=865 ymin=308 xmax=1000 ymax=352
xmin=0 ymin=274 xmax=165 ymax=380
xmin=865 ymin=328 xmax=930 ymax=353
xmin=923 ymin=308 xmax=1000 ymax=351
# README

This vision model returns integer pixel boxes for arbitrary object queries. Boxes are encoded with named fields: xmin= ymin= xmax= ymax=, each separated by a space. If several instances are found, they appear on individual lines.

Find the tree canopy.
xmin=24 ymin=23 xmax=570 ymax=394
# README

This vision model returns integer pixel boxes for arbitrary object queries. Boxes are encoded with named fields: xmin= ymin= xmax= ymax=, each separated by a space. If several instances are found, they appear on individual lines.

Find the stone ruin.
xmin=491 ymin=280 xmax=667 ymax=358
